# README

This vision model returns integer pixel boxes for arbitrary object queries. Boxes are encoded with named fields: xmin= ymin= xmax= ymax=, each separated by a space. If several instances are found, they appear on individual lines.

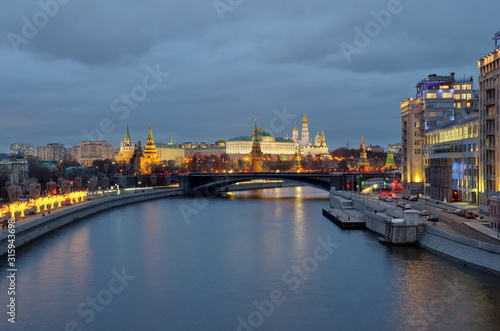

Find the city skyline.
xmin=1 ymin=1 xmax=499 ymax=152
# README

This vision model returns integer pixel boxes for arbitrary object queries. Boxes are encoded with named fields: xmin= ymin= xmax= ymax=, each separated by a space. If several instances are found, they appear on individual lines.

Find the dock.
xmin=322 ymin=208 xmax=365 ymax=229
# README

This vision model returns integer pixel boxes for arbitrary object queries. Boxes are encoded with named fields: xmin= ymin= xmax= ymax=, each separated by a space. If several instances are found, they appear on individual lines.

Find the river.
xmin=1 ymin=187 xmax=499 ymax=330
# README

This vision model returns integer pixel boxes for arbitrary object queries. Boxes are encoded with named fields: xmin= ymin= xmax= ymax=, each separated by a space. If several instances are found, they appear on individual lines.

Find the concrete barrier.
xmin=419 ymin=224 xmax=500 ymax=275
xmin=0 ymin=188 xmax=185 ymax=258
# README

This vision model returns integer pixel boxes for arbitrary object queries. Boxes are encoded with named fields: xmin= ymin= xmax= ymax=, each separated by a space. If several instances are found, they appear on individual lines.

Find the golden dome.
xmin=302 ymin=113 xmax=308 ymax=123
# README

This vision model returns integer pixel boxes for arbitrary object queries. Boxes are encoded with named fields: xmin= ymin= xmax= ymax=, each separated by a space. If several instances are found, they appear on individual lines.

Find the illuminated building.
xmin=226 ymin=127 xmax=295 ymax=157
xmin=115 ymin=124 xmax=135 ymax=165
xmin=10 ymin=143 xmax=35 ymax=158
xmin=156 ymin=143 xmax=185 ymax=165
xmin=357 ymin=137 xmax=371 ymax=171
xmin=401 ymin=73 xmax=478 ymax=194
xmin=140 ymin=125 xmax=160 ymax=174
xmin=227 ymin=115 xmax=328 ymax=161
xmin=0 ymin=153 xmax=29 ymax=189
xmin=293 ymin=114 xmax=329 ymax=156
xmin=183 ymin=139 xmax=225 ymax=159
xmin=478 ymin=31 xmax=500 ymax=215
xmin=401 ymin=98 xmax=424 ymax=193
xmin=424 ymin=114 xmax=479 ymax=204
xmin=73 ymin=141 xmax=116 ymax=166
xmin=383 ymin=153 xmax=396 ymax=171
xmin=249 ymin=120 xmax=263 ymax=172
xmin=37 ymin=143 xmax=72 ymax=162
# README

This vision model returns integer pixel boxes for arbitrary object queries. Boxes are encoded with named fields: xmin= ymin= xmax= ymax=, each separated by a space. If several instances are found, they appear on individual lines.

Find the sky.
xmin=1 ymin=0 xmax=499 ymax=153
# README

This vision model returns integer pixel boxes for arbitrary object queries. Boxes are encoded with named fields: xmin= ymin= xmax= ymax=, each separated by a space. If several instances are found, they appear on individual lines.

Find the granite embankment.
xmin=419 ymin=224 xmax=500 ymax=275
xmin=0 ymin=188 xmax=185 ymax=258
xmin=329 ymin=190 xmax=500 ymax=275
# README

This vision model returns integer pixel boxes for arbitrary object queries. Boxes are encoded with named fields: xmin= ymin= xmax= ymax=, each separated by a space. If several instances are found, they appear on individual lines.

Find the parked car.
xmin=409 ymin=195 xmax=419 ymax=201
xmin=426 ymin=215 xmax=438 ymax=222
xmin=454 ymin=209 xmax=466 ymax=217
xmin=419 ymin=210 xmax=430 ymax=216
xmin=385 ymin=197 xmax=393 ymax=202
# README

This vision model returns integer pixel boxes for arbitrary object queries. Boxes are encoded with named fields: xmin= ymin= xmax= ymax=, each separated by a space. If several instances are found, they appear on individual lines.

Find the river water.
xmin=1 ymin=187 xmax=499 ymax=331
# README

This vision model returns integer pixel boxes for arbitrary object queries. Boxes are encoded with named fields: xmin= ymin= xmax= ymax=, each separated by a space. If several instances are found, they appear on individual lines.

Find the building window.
xmin=442 ymin=111 xmax=452 ymax=117
xmin=426 ymin=103 xmax=435 ymax=108
xmin=426 ymin=93 xmax=437 ymax=99
xmin=462 ymin=93 xmax=472 ymax=100
xmin=454 ymin=94 xmax=461 ymax=100
xmin=463 ymin=84 xmax=472 ymax=90
xmin=414 ymin=113 xmax=421 ymax=118
xmin=427 ymin=121 xmax=436 ymax=126
xmin=442 ymin=92 xmax=453 ymax=98
xmin=454 ymin=103 xmax=462 ymax=108
xmin=415 ymin=149 xmax=421 ymax=154
xmin=453 ymin=85 xmax=461 ymax=90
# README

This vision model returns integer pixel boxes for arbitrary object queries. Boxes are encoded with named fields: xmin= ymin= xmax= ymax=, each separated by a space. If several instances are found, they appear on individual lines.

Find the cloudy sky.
xmin=1 ymin=0 xmax=499 ymax=153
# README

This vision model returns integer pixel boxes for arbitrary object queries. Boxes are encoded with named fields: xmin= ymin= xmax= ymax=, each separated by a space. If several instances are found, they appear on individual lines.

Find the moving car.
xmin=419 ymin=210 xmax=430 ymax=216
xmin=426 ymin=215 xmax=438 ymax=222
xmin=397 ymin=202 xmax=411 ymax=210
xmin=464 ymin=211 xmax=475 ymax=219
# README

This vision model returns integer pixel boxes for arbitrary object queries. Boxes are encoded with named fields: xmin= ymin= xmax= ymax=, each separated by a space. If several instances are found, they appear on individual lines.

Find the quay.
xmin=322 ymin=208 xmax=365 ymax=229
xmin=324 ymin=189 xmax=500 ymax=275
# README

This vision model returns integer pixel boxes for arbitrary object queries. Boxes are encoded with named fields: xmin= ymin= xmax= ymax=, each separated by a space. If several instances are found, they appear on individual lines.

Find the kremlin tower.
xmin=116 ymin=124 xmax=135 ymax=165
xmin=140 ymin=125 xmax=160 ymax=174
xmin=357 ymin=136 xmax=371 ymax=171
xmin=249 ymin=119 xmax=264 ymax=172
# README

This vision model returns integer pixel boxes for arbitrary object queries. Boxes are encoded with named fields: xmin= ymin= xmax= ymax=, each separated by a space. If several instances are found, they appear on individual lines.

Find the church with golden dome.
xmin=292 ymin=114 xmax=329 ymax=156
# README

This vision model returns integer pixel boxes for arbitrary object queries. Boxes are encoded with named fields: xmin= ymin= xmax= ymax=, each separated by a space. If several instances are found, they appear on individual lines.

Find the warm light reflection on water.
xmin=1 ymin=187 xmax=498 ymax=331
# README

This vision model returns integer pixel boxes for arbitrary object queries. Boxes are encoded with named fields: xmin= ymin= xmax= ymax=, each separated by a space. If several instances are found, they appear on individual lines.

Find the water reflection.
xmin=1 ymin=187 xmax=499 ymax=331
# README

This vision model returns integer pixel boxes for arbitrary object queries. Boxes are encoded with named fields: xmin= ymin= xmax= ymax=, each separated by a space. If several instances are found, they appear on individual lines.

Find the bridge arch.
xmin=192 ymin=176 xmax=331 ymax=194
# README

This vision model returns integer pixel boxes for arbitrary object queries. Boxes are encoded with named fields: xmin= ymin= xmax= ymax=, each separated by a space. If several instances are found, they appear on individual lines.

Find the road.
xmin=374 ymin=194 xmax=500 ymax=246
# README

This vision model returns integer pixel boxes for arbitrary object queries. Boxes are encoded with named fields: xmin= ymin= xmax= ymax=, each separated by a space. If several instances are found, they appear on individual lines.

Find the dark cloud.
xmin=1 ymin=0 xmax=499 ymax=152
